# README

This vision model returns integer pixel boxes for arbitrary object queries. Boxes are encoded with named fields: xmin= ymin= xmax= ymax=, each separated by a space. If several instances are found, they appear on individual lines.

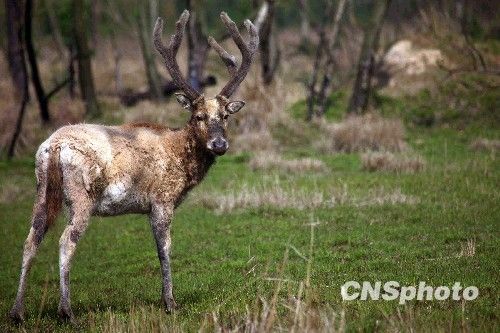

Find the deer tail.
xmin=45 ymin=147 xmax=63 ymax=228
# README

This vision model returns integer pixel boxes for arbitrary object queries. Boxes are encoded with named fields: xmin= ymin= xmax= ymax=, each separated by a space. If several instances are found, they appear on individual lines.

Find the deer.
xmin=9 ymin=10 xmax=258 ymax=323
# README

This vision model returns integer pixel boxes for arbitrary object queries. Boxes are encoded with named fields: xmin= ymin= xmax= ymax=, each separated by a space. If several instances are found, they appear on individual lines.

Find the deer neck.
xmin=174 ymin=124 xmax=215 ymax=187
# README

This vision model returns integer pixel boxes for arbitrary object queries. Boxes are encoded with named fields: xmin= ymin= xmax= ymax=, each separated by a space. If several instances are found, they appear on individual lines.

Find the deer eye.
xmin=223 ymin=114 xmax=229 ymax=120
xmin=196 ymin=114 xmax=205 ymax=121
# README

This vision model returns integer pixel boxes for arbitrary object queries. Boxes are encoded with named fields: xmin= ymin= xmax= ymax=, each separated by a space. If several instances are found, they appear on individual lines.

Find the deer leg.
xmin=9 ymin=199 xmax=49 ymax=322
xmin=149 ymin=204 xmax=176 ymax=312
xmin=57 ymin=200 xmax=92 ymax=322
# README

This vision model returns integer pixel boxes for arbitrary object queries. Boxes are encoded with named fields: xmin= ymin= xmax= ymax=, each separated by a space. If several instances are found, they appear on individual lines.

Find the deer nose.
xmin=209 ymin=137 xmax=228 ymax=155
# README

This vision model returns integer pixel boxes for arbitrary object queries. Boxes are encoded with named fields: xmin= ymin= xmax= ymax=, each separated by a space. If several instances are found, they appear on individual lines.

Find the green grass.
xmin=1 ymin=113 xmax=499 ymax=331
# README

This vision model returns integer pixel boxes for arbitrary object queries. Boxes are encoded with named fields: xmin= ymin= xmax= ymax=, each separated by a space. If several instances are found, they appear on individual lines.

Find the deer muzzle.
xmin=208 ymin=137 xmax=228 ymax=155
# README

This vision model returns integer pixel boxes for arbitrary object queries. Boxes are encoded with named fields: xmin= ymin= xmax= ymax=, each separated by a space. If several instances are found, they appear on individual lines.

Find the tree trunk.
xmin=25 ymin=0 xmax=51 ymax=123
xmin=306 ymin=30 xmax=325 ymax=121
xmin=5 ymin=0 xmax=29 ymax=102
xmin=186 ymin=0 xmax=209 ymax=92
xmin=347 ymin=0 xmax=357 ymax=26
xmin=255 ymin=0 xmax=280 ymax=85
xmin=347 ymin=0 xmax=392 ymax=115
xmin=7 ymin=88 xmax=28 ymax=159
xmin=67 ymin=44 xmax=76 ymax=98
xmin=316 ymin=0 xmax=347 ymax=117
xmin=297 ymin=0 xmax=309 ymax=42
xmin=148 ymin=0 xmax=158 ymax=30
xmin=109 ymin=31 xmax=123 ymax=95
xmin=43 ymin=0 xmax=66 ymax=59
xmin=90 ymin=0 xmax=100 ymax=49
xmin=306 ymin=0 xmax=347 ymax=120
xmin=5 ymin=0 xmax=29 ymax=159
xmin=137 ymin=0 xmax=163 ymax=100
xmin=73 ymin=0 xmax=100 ymax=118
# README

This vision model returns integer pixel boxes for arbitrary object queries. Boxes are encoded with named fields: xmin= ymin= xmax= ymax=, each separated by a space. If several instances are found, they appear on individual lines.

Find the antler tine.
xmin=212 ymin=12 xmax=259 ymax=99
xmin=208 ymin=36 xmax=238 ymax=77
xmin=153 ymin=10 xmax=201 ymax=101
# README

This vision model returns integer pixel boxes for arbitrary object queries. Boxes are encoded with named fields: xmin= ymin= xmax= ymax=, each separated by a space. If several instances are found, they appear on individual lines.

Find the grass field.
xmin=0 ymin=100 xmax=498 ymax=332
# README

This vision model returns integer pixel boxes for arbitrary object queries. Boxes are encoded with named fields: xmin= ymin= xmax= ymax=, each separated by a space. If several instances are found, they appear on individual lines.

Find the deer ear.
xmin=226 ymin=101 xmax=245 ymax=114
xmin=175 ymin=93 xmax=193 ymax=111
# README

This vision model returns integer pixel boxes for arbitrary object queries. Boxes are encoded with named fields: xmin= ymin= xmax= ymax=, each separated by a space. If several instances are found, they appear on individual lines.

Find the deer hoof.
xmin=163 ymin=297 xmax=177 ymax=313
xmin=9 ymin=305 xmax=25 ymax=324
xmin=58 ymin=305 xmax=76 ymax=324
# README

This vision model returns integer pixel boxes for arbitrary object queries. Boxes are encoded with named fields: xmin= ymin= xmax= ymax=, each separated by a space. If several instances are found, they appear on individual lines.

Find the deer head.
xmin=153 ymin=10 xmax=259 ymax=156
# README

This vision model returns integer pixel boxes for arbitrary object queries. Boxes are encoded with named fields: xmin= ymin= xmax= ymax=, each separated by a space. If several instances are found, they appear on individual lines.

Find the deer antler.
xmin=153 ymin=10 xmax=201 ymax=102
xmin=208 ymin=12 xmax=259 ymax=99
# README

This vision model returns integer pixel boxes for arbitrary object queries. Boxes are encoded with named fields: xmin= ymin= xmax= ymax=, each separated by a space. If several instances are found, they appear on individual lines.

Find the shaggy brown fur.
xmin=126 ymin=122 xmax=175 ymax=133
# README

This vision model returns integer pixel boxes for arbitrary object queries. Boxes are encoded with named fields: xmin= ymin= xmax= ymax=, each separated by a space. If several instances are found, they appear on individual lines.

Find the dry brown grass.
xmin=355 ymin=187 xmax=419 ymax=207
xmin=249 ymin=152 xmax=327 ymax=173
xmin=316 ymin=114 xmax=407 ymax=153
xmin=194 ymin=180 xmax=418 ymax=214
xmin=458 ymin=239 xmax=476 ymax=258
xmin=361 ymin=151 xmax=426 ymax=173
xmin=470 ymin=138 xmax=500 ymax=153
xmin=92 ymin=305 xmax=182 ymax=333
xmin=202 ymin=302 xmax=345 ymax=333
xmin=196 ymin=181 xmax=325 ymax=214
xmin=232 ymin=130 xmax=278 ymax=154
